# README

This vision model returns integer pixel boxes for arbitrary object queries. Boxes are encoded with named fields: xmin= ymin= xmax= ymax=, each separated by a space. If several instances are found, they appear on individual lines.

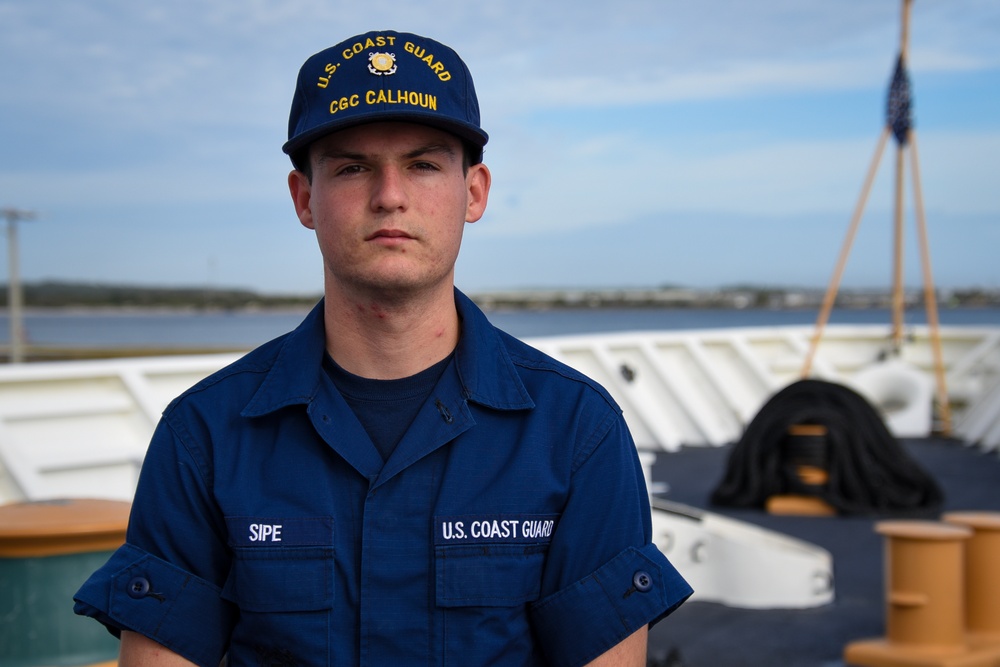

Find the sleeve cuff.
xmin=73 ymin=543 xmax=235 ymax=667
xmin=530 ymin=543 xmax=692 ymax=667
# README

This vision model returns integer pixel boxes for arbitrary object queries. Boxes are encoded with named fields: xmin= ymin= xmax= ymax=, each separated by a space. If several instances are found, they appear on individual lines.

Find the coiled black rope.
xmin=710 ymin=379 xmax=943 ymax=516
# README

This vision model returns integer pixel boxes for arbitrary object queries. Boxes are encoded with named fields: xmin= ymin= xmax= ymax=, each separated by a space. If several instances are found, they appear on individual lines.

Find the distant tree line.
xmin=946 ymin=289 xmax=1000 ymax=307
xmin=1 ymin=280 xmax=998 ymax=310
xmin=0 ymin=280 xmax=321 ymax=309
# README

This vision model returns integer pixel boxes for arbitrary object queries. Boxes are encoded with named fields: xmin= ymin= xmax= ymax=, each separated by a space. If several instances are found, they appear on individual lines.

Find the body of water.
xmin=2 ymin=306 xmax=1000 ymax=350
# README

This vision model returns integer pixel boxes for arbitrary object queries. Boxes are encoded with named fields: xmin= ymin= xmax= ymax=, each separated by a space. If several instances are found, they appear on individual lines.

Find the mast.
xmin=801 ymin=0 xmax=952 ymax=435
xmin=890 ymin=0 xmax=913 ymax=351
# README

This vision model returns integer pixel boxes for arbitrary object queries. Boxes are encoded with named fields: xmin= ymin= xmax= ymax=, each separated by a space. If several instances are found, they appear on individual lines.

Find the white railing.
xmin=0 ymin=325 xmax=998 ymax=505
xmin=0 ymin=353 xmax=240 ymax=503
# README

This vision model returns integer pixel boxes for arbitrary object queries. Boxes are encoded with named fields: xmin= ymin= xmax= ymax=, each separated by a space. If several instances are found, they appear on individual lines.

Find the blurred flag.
xmin=886 ymin=55 xmax=912 ymax=145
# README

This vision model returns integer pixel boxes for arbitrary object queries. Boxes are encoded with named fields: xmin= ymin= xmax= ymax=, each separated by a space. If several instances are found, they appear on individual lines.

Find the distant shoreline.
xmin=3 ymin=280 xmax=1000 ymax=312
xmin=5 ymin=302 xmax=1000 ymax=319
xmin=6 ymin=304 xmax=316 ymax=316
xmin=4 ymin=301 xmax=1000 ymax=364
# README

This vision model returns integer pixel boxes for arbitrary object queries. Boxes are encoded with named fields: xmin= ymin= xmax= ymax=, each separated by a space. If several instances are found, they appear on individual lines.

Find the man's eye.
xmin=412 ymin=161 xmax=438 ymax=171
xmin=337 ymin=164 xmax=364 ymax=175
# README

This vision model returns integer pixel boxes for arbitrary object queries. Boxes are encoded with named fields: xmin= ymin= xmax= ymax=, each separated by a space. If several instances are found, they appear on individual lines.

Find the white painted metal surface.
xmin=528 ymin=325 xmax=1000 ymax=453
xmin=0 ymin=353 xmax=240 ymax=504
xmin=651 ymin=499 xmax=834 ymax=609
xmin=0 ymin=325 xmax=998 ymax=506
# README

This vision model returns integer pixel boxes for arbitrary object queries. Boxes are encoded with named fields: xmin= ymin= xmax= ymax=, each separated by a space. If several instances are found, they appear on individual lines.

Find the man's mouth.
xmin=367 ymin=229 xmax=416 ymax=244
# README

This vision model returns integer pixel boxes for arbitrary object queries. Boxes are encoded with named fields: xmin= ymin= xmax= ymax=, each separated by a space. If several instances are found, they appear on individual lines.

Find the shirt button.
xmin=632 ymin=570 xmax=653 ymax=593
xmin=127 ymin=576 xmax=151 ymax=599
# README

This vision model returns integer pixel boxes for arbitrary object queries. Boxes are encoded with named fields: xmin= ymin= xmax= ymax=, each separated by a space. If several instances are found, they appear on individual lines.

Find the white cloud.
xmin=2 ymin=0 xmax=997 ymax=292
xmin=478 ymin=124 xmax=1000 ymax=238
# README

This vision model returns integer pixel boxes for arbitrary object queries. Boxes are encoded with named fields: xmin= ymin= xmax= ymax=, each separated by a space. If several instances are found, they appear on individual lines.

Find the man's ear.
xmin=465 ymin=163 xmax=491 ymax=224
xmin=288 ymin=170 xmax=315 ymax=229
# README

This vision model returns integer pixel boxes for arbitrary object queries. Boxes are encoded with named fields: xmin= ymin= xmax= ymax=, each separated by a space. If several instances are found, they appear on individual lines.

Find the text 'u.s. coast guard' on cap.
xmin=282 ymin=30 xmax=488 ymax=159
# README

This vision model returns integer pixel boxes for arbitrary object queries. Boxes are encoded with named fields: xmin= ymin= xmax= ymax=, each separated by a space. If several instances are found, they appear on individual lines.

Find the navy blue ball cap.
xmin=283 ymin=30 xmax=488 ymax=159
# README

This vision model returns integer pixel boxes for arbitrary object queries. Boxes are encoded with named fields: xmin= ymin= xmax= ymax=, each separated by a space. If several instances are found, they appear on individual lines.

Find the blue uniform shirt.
xmin=74 ymin=290 xmax=691 ymax=666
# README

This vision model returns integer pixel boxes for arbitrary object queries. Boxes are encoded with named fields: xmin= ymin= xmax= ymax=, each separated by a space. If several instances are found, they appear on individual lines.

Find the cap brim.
xmin=282 ymin=110 xmax=488 ymax=157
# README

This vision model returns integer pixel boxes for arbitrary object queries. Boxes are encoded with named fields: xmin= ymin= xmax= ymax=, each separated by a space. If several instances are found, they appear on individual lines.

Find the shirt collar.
xmin=242 ymin=289 xmax=533 ymax=418
xmin=452 ymin=289 xmax=533 ymax=411
xmin=241 ymin=300 xmax=328 ymax=418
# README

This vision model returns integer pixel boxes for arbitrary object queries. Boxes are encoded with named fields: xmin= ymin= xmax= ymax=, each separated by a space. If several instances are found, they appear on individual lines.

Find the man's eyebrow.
xmin=403 ymin=143 xmax=457 ymax=160
xmin=316 ymin=148 xmax=366 ymax=163
xmin=316 ymin=143 xmax=457 ymax=164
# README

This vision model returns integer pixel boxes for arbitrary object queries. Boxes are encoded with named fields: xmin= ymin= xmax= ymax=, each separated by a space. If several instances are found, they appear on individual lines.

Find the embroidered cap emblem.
xmin=368 ymin=52 xmax=397 ymax=76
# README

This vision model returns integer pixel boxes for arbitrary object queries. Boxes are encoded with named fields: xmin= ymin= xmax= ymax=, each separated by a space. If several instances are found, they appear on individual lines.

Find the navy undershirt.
xmin=323 ymin=352 xmax=454 ymax=461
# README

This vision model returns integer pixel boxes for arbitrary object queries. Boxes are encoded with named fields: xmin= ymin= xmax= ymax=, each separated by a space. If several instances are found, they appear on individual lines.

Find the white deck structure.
xmin=1 ymin=324 xmax=998 ymax=506
xmin=527 ymin=324 xmax=1000 ymax=451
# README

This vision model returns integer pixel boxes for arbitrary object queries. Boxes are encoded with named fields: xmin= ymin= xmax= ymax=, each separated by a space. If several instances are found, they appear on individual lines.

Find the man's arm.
xmin=119 ymin=630 xmax=198 ymax=667
xmin=120 ymin=626 xmax=644 ymax=667
xmin=585 ymin=625 xmax=648 ymax=666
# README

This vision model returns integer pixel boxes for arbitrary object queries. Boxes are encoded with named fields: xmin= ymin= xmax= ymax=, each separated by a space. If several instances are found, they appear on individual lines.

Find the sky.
xmin=1 ymin=0 xmax=998 ymax=296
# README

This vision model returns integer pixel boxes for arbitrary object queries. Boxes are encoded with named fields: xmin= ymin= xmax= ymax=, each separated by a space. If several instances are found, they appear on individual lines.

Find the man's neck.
xmin=322 ymin=283 xmax=460 ymax=380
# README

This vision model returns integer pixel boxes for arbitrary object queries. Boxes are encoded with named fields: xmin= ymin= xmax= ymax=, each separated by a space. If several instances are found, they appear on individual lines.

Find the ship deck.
xmin=647 ymin=437 xmax=1000 ymax=667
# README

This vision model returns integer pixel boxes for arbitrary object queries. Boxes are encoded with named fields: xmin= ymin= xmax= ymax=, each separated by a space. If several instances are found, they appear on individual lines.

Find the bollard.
xmin=766 ymin=424 xmax=837 ymax=516
xmin=844 ymin=519 xmax=1000 ymax=667
xmin=0 ymin=498 xmax=129 ymax=667
xmin=943 ymin=512 xmax=1000 ymax=649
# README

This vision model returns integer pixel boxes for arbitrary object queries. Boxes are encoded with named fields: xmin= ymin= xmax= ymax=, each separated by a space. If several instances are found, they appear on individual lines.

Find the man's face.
xmin=289 ymin=122 xmax=490 ymax=302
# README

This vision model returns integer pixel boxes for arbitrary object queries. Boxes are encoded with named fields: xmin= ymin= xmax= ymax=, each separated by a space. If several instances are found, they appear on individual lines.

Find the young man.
xmin=74 ymin=30 xmax=691 ymax=666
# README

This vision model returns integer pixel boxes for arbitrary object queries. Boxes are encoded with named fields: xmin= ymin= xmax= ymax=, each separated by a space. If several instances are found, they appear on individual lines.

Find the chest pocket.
xmin=435 ymin=543 xmax=547 ymax=607
xmin=221 ymin=516 xmax=334 ymax=613
xmin=434 ymin=514 xmax=556 ymax=607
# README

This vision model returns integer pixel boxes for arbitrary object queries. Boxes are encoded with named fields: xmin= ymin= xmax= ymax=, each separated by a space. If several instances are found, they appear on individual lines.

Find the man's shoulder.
xmin=495 ymin=328 xmax=621 ymax=412
xmin=164 ymin=334 xmax=290 ymax=414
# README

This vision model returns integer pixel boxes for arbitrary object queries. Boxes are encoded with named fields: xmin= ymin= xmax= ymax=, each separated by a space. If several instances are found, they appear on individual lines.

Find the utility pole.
xmin=2 ymin=208 xmax=36 ymax=363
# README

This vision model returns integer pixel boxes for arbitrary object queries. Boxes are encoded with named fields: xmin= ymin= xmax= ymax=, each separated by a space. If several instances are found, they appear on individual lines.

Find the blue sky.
xmin=1 ymin=0 xmax=998 ymax=295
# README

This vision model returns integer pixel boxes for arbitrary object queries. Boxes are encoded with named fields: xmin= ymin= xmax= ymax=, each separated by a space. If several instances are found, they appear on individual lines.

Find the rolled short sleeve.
xmin=530 ymin=414 xmax=692 ymax=666
xmin=531 ymin=543 xmax=690 ymax=667
xmin=73 ymin=544 xmax=236 ymax=666
xmin=73 ymin=412 xmax=236 ymax=666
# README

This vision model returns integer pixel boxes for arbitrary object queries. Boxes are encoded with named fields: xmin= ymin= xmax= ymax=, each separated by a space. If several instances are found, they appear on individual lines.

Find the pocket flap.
xmin=436 ymin=544 xmax=546 ymax=607
xmin=222 ymin=547 xmax=334 ymax=612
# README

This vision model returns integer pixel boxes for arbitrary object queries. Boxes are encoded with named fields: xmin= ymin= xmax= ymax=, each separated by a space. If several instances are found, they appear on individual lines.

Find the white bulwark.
xmin=1 ymin=325 xmax=999 ymax=506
